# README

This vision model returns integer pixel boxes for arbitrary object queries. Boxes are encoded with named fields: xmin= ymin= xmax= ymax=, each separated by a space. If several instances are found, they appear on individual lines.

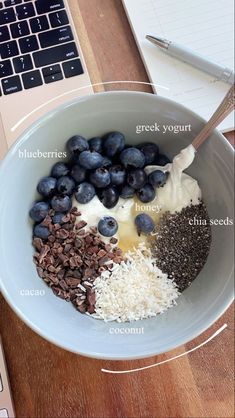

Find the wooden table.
xmin=0 ymin=1 xmax=234 ymax=417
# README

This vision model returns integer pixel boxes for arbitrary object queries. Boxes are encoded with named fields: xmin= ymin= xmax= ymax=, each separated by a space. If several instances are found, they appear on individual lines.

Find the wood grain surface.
xmin=0 ymin=1 xmax=234 ymax=417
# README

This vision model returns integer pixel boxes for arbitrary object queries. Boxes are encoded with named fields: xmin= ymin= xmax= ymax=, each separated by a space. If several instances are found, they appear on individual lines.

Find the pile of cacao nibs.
xmin=33 ymin=207 xmax=123 ymax=314
xmin=153 ymin=202 xmax=212 ymax=292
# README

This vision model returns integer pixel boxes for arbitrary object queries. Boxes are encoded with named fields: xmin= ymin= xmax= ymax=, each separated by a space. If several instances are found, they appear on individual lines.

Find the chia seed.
xmin=153 ymin=202 xmax=212 ymax=292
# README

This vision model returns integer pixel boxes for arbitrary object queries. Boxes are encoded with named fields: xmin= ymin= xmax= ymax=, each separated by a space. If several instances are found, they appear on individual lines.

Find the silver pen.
xmin=146 ymin=35 xmax=234 ymax=85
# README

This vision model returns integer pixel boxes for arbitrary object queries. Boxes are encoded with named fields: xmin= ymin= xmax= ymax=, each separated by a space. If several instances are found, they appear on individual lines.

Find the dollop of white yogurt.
xmin=145 ymin=144 xmax=201 ymax=213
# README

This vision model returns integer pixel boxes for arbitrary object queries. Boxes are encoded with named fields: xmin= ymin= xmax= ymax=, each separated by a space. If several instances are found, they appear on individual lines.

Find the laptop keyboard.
xmin=0 ymin=0 xmax=84 ymax=96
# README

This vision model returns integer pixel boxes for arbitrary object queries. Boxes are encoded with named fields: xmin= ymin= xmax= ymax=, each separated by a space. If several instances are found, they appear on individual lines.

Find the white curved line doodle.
xmin=101 ymin=323 xmax=227 ymax=374
xmin=11 ymin=80 xmax=169 ymax=132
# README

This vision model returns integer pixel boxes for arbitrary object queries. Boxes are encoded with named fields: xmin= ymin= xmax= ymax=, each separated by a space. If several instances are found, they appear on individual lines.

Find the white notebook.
xmin=123 ymin=0 xmax=234 ymax=132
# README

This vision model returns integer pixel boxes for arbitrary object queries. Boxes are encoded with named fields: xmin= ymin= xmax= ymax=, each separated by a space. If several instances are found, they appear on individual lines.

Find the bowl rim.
xmin=0 ymin=90 xmax=234 ymax=360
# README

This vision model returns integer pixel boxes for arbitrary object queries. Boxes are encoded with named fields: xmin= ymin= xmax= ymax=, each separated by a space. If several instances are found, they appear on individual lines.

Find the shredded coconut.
xmin=91 ymin=244 xmax=179 ymax=322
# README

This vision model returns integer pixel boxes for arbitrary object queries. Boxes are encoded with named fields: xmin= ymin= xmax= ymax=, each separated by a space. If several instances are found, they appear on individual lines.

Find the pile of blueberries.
xmin=30 ymin=132 xmax=170 ymax=239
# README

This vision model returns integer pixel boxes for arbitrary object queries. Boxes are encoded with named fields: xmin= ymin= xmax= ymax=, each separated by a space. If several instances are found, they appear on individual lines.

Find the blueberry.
xmin=33 ymin=224 xmax=50 ymax=240
xmin=101 ymin=157 xmax=112 ymax=167
xmin=78 ymin=151 xmax=104 ymax=170
xmin=136 ymin=184 xmax=156 ymax=203
xmin=156 ymin=154 xmax=171 ymax=166
xmin=37 ymin=176 xmax=57 ymax=197
xmin=52 ymin=213 xmax=65 ymax=224
xmin=109 ymin=165 xmax=126 ymax=186
xmin=75 ymin=182 xmax=96 ymax=204
xmin=70 ymin=164 xmax=87 ymax=183
xmin=51 ymin=195 xmax=72 ymax=212
xmin=56 ymin=176 xmax=75 ymax=195
xmin=127 ymin=168 xmax=147 ymax=189
xmin=89 ymin=137 xmax=103 ymax=153
xmin=66 ymin=135 xmax=89 ymax=155
xmin=138 ymin=142 xmax=159 ymax=165
xmin=120 ymin=185 xmax=135 ymax=199
xmin=29 ymin=201 xmax=49 ymax=222
xmin=51 ymin=162 xmax=69 ymax=178
xmin=120 ymin=147 xmax=145 ymax=168
xmin=99 ymin=186 xmax=119 ymax=209
xmin=89 ymin=167 xmax=111 ymax=188
xmin=98 ymin=216 xmax=118 ymax=237
xmin=135 ymin=213 xmax=155 ymax=235
xmin=103 ymin=131 xmax=125 ymax=157
xmin=148 ymin=170 xmax=167 ymax=188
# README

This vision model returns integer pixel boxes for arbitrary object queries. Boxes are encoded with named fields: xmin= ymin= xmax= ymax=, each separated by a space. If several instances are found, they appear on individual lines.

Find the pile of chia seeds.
xmin=153 ymin=202 xmax=212 ymax=292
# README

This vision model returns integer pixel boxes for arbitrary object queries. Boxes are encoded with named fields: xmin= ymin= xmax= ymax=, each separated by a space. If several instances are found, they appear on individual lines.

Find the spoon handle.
xmin=192 ymin=84 xmax=235 ymax=150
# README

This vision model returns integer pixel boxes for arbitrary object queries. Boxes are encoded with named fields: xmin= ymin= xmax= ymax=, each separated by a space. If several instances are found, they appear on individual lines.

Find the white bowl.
xmin=0 ymin=92 xmax=234 ymax=359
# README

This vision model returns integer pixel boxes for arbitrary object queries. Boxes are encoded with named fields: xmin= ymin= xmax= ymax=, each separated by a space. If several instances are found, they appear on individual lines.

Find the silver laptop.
xmin=0 ymin=1 xmax=93 ymax=414
xmin=0 ymin=0 xmax=92 ymax=148
xmin=0 ymin=338 xmax=14 ymax=418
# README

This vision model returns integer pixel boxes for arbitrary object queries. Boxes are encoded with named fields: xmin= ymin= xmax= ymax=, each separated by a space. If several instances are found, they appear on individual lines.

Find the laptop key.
xmin=44 ymin=71 xmax=63 ymax=84
xmin=35 ymin=0 xmax=64 ymax=15
xmin=19 ymin=35 xmax=39 ymax=53
xmin=0 ymin=40 xmax=19 ymax=59
xmin=0 ymin=7 xmax=16 ymax=24
xmin=2 ymin=74 xmax=22 ymax=94
xmin=16 ymin=3 xmax=35 ymax=19
xmin=4 ymin=0 xmax=22 ymax=6
xmin=62 ymin=58 xmax=84 ymax=78
xmin=30 ymin=15 xmax=49 ymax=33
xmin=33 ymin=42 xmax=78 ymax=67
xmin=39 ymin=26 xmax=73 ymax=49
xmin=10 ymin=20 xmax=29 ymax=38
xmin=0 ymin=59 xmax=13 ymax=78
xmin=13 ymin=54 xmax=33 ymax=72
xmin=0 ymin=25 xmax=10 ymax=42
xmin=49 ymin=10 xmax=69 ymax=28
xmin=22 ymin=69 xmax=43 ymax=89
xmin=42 ymin=64 xmax=61 ymax=76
